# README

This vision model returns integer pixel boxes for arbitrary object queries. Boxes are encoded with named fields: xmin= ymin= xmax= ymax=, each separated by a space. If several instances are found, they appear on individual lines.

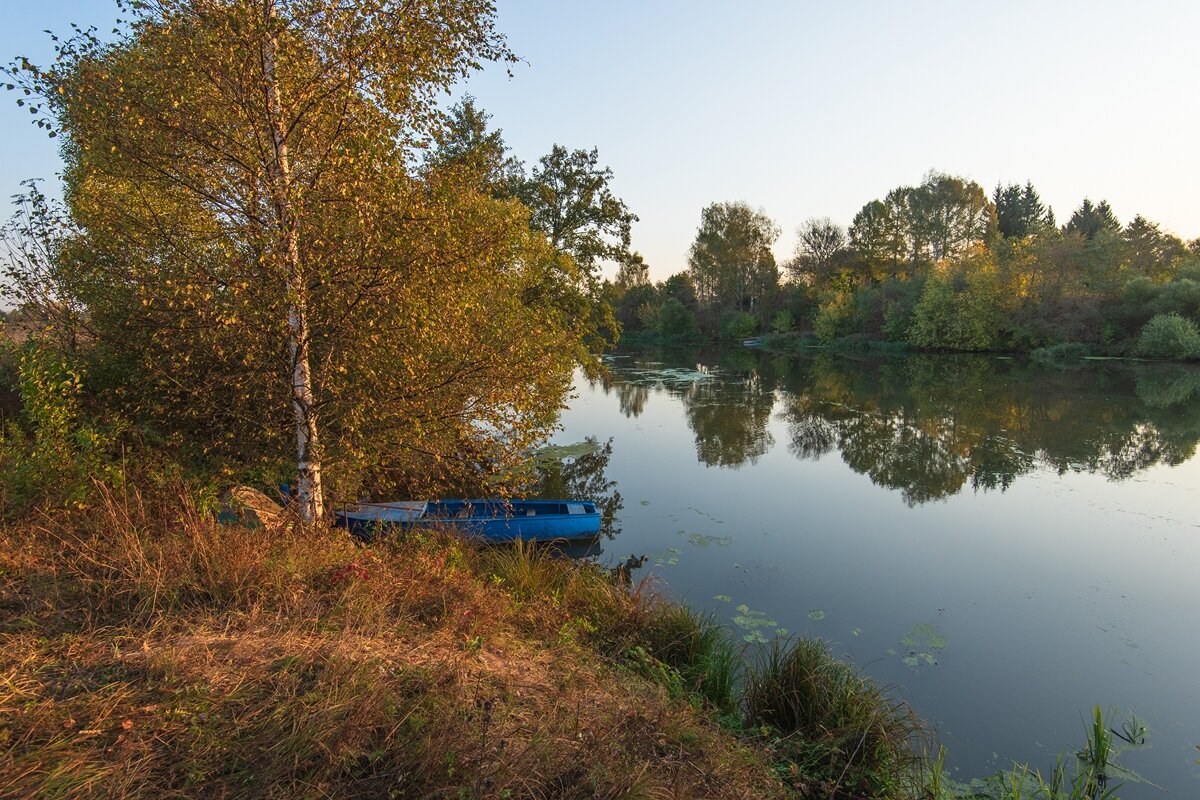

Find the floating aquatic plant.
xmin=898 ymin=623 xmax=946 ymax=673
xmin=684 ymin=531 xmax=733 ymax=547
xmin=732 ymin=604 xmax=779 ymax=644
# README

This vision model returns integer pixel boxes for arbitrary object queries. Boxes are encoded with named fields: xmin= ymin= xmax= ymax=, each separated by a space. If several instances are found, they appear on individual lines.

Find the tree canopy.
xmin=518 ymin=145 xmax=643 ymax=284
xmin=787 ymin=217 xmax=848 ymax=290
xmin=687 ymin=202 xmax=780 ymax=312
xmin=5 ymin=0 xmax=603 ymax=514
xmin=1065 ymin=198 xmax=1121 ymax=239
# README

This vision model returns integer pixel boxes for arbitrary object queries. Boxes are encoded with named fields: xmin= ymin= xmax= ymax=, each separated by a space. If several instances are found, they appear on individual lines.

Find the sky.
xmin=2 ymin=0 xmax=1199 ymax=281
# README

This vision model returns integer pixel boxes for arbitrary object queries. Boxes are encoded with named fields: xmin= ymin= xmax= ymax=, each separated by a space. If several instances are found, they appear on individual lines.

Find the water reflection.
xmin=601 ymin=348 xmax=1200 ymax=505
xmin=532 ymin=436 xmax=624 ymax=538
xmin=681 ymin=370 xmax=775 ymax=468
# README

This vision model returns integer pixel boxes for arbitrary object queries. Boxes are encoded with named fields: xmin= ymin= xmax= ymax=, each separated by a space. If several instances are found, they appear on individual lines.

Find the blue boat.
xmin=335 ymin=499 xmax=602 ymax=543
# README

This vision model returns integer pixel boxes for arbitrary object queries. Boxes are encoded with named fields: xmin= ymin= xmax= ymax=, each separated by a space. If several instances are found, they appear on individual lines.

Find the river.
xmin=549 ymin=345 xmax=1200 ymax=797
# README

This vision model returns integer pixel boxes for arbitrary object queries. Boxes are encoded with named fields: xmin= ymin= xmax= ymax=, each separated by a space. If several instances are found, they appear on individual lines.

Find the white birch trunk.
xmin=262 ymin=2 xmax=324 ymax=522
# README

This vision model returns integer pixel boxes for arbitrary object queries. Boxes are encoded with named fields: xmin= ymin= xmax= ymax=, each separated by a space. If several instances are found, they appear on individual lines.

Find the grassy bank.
xmin=0 ymin=485 xmax=932 ymax=799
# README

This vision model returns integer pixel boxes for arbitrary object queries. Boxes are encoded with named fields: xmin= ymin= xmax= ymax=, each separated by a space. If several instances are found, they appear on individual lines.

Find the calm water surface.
xmin=553 ymin=346 xmax=1200 ymax=797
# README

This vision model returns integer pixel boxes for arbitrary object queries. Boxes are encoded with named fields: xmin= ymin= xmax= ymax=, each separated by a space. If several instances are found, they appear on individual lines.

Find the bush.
xmin=719 ymin=310 xmax=758 ymax=340
xmin=656 ymin=297 xmax=701 ymax=340
xmin=770 ymin=309 xmax=794 ymax=334
xmin=908 ymin=260 xmax=1008 ymax=351
xmin=1136 ymin=313 xmax=1200 ymax=360
xmin=813 ymin=291 xmax=855 ymax=343
xmin=0 ymin=342 xmax=123 ymax=514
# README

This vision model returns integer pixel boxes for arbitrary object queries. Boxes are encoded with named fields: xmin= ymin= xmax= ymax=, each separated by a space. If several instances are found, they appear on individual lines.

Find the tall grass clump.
xmin=474 ymin=538 xmax=653 ymax=644
xmin=637 ymin=604 xmax=740 ymax=716
xmin=927 ymin=705 xmax=1126 ymax=800
xmin=477 ymin=542 xmax=743 ymax=716
xmin=745 ymin=638 xmax=926 ymax=799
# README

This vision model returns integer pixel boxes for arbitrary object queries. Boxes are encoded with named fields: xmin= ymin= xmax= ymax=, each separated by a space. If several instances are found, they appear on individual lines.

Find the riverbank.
xmin=0 ymin=485 xmax=931 ymax=799
xmin=621 ymin=328 xmax=1200 ymax=364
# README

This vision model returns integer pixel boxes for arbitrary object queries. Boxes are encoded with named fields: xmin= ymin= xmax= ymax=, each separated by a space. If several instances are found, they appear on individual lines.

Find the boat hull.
xmin=335 ymin=499 xmax=602 ymax=543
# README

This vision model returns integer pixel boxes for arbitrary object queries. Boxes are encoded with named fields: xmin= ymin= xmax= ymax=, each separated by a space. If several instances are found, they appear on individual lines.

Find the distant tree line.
xmin=611 ymin=171 xmax=1200 ymax=360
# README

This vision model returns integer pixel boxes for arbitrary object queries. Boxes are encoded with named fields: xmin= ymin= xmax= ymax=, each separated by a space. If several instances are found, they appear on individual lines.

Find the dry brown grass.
xmin=0 ymin=486 xmax=791 ymax=799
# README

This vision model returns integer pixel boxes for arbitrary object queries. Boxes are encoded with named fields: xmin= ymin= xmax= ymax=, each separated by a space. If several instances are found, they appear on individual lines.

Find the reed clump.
xmin=744 ymin=638 xmax=928 ymax=799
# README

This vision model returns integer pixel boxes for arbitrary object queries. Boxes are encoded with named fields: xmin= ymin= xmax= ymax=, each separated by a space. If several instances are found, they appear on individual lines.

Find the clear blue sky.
xmin=4 ymin=1 xmax=1199 ymax=280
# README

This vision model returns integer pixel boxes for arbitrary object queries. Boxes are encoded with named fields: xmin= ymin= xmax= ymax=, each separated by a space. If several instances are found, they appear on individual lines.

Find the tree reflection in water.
xmin=532 ymin=437 xmax=624 ymax=538
xmin=603 ymin=347 xmax=1200 ymax=505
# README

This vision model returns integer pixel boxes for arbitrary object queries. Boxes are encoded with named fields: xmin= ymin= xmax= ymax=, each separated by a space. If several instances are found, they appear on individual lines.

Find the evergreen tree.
xmin=994 ymin=183 xmax=1024 ymax=238
xmin=1123 ymin=215 xmax=1187 ymax=280
xmin=995 ymin=181 xmax=1052 ymax=239
xmin=1065 ymin=198 xmax=1121 ymax=239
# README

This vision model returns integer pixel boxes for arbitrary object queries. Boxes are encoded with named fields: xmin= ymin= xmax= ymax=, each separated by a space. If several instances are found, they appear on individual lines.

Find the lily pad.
xmin=897 ymin=623 xmax=947 ymax=673
xmin=713 ymin=594 xmax=732 ymax=603
xmin=900 ymin=623 xmax=946 ymax=651
xmin=808 ymin=609 xmax=826 ymax=621
xmin=685 ymin=531 xmax=733 ymax=547
xmin=650 ymin=547 xmax=681 ymax=567
xmin=732 ymin=604 xmax=778 ymax=635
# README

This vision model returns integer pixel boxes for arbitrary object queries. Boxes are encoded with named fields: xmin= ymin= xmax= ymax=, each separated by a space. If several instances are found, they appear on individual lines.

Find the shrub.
xmin=908 ymin=259 xmax=1008 ymax=351
xmin=880 ymin=277 xmax=925 ymax=341
xmin=1136 ymin=313 xmax=1200 ymax=359
xmin=720 ymin=310 xmax=759 ymax=340
xmin=635 ymin=301 xmax=659 ymax=330
xmin=614 ymin=282 xmax=658 ymax=330
xmin=770 ymin=309 xmax=794 ymax=334
xmin=656 ymin=297 xmax=701 ymax=340
xmin=813 ymin=291 xmax=855 ymax=343
xmin=0 ymin=342 xmax=123 ymax=514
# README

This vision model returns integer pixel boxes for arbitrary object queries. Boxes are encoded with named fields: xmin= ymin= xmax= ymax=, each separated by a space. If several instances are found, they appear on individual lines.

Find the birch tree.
xmin=687 ymin=202 xmax=780 ymax=312
xmin=7 ymin=1 xmax=593 ymax=520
